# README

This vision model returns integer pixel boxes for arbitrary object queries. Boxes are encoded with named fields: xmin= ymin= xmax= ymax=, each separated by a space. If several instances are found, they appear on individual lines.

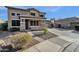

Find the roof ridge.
xmin=5 ymin=6 xmax=46 ymax=14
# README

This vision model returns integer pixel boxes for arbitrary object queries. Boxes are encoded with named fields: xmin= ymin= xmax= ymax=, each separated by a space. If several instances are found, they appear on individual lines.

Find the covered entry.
xmin=25 ymin=20 xmax=29 ymax=29
xmin=20 ymin=16 xmax=44 ymax=31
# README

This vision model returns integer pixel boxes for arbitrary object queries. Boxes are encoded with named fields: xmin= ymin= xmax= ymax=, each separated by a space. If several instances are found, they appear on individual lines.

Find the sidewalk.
xmin=23 ymin=37 xmax=72 ymax=52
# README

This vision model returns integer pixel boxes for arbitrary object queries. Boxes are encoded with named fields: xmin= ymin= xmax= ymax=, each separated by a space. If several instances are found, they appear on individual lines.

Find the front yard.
xmin=0 ymin=30 xmax=57 ymax=52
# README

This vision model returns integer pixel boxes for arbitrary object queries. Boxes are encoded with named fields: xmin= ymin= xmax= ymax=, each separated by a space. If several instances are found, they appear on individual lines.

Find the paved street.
xmin=48 ymin=28 xmax=79 ymax=42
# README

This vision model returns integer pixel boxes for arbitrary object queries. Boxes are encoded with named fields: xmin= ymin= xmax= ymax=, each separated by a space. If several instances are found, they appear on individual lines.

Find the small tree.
xmin=0 ymin=23 xmax=8 ymax=31
xmin=42 ymin=28 xmax=48 ymax=34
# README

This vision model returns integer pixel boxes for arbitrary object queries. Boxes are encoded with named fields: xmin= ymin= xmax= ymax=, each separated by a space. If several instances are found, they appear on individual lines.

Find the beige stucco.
xmin=7 ymin=7 xmax=46 ymax=31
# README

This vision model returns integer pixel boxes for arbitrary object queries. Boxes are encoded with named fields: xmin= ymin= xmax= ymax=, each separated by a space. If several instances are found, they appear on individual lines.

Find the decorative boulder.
xmin=0 ymin=40 xmax=6 ymax=46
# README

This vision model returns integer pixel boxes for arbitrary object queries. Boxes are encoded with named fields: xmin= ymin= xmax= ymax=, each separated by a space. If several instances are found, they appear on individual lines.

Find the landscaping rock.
xmin=0 ymin=40 xmax=6 ymax=46
xmin=1 ymin=45 xmax=13 ymax=50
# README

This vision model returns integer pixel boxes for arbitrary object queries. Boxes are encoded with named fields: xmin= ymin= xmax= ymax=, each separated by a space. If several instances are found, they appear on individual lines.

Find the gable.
xmin=26 ymin=8 xmax=40 ymax=13
xmin=26 ymin=8 xmax=46 ymax=14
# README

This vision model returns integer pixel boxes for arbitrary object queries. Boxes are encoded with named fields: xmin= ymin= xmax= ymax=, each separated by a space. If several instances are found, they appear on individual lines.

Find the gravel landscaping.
xmin=0 ymin=39 xmax=39 ymax=52
xmin=36 ymin=32 xmax=58 ymax=40
xmin=0 ymin=31 xmax=58 ymax=52
xmin=18 ymin=38 xmax=40 ymax=52
xmin=0 ymin=31 xmax=40 ymax=52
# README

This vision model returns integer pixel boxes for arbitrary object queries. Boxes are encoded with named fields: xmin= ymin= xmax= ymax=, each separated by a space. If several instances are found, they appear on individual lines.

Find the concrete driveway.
xmin=24 ymin=28 xmax=79 ymax=52
xmin=48 ymin=28 xmax=79 ymax=42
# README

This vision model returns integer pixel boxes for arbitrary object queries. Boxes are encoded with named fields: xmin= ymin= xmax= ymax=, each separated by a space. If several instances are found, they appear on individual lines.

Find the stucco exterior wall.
xmin=7 ymin=7 xmax=45 ymax=31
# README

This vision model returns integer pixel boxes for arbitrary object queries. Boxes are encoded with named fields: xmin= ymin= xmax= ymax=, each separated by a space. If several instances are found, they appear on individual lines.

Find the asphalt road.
xmin=48 ymin=28 xmax=79 ymax=42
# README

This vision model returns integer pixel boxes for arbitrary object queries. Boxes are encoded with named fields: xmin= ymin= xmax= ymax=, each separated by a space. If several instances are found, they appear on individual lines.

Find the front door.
xmin=25 ymin=20 xmax=29 ymax=29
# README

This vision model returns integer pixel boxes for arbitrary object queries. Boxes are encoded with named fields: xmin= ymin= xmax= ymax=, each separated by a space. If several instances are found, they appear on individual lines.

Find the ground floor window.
xmin=30 ymin=21 xmax=39 ymax=26
xmin=12 ymin=20 xmax=20 ymax=26
xmin=30 ymin=21 xmax=34 ymax=26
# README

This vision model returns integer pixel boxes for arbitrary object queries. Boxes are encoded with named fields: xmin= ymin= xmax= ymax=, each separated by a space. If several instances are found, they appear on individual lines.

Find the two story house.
xmin=5 ymin=6 xmax=46 ymax=31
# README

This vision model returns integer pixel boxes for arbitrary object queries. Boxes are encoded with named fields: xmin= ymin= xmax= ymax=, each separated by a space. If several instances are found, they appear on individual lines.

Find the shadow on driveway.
xmin=72 ymin=30 xmax=79 ymax=34
xmin=55 ymin=28 xmax=72 ymax=31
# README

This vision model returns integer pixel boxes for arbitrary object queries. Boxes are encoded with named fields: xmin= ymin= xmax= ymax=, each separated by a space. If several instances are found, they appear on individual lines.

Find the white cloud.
xmin=45 ymin=6 xmax=63 ymax=12
xmin=0 ymin=6 xmax=6 ymax=10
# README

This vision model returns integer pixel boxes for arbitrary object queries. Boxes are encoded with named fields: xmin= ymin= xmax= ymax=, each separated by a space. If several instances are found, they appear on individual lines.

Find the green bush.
xmin=9 ymin=28 xmax=20 ymax=32
xmin=42 ymin=28 xmax=48 ymax=34
xmin=0 ymin=23 xmax=8 ymax=31
xmin=10 ymin=33 xmax=32 ymax=49
xmin=74 ymin=26 xmax=79 ymax=31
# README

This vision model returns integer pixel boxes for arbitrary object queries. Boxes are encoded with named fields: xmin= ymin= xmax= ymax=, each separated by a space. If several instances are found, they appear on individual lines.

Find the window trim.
xmin=11 ymin=13 xmax=15 ymax=16
xmin=40 ymin=14 xmax=44 ymax=17
xmin=30 ymin=21 xmax=39 ymax=26
xmin=17 ymin=13 xmax=20 ymax=16
xmin=12 ymin=20 xmax=20 ymax=26
xmin=30 ymin=13 xmax=35 ymax=16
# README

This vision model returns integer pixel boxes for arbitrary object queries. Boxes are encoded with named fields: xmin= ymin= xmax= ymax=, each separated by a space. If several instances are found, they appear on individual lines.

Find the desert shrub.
xmin=10 ymin=33 xmax=32 ymax=49
xmin=9 ymin=28 xmax=20 ymax=32
xmin=74 ymin=26 xmax=79 ymax=31
xmin=0 ymin=23 xmax=8 ymax=31
xmin=42 ymin=28 xmax=48 ymax=34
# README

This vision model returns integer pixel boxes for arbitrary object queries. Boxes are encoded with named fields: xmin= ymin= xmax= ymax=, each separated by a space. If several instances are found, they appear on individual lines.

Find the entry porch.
xmin=20 ymin=17 xmax=44 ymax=31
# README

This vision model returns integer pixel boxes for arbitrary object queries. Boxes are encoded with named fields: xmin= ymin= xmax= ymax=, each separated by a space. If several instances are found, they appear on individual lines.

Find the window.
xmin=11 ymin=13 xmax=15 ymax=16
xmin=12 ymin=20 xmax=20 ymax=26
xmin=37 ymin=21 xmax=39 ymax=26
xmin=31 ymin=13 xmax=35 ymax=16
xmin=18 ymin=17 xmax=20 ymax=19
xmin=40 ymin=15 xmax=44 ymax=17
xmin=30 ymin=21 xmax=34 ymax=26
xmin=30 ymin=21 xmax=39 ymax=26
xmin=17 ymin=13 xmax=20 ymax=16
xmin=34 ymin=21 xmax=36 ymax=26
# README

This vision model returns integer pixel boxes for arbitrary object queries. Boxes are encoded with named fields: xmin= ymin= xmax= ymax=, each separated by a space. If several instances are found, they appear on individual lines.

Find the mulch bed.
xmin=36 ymin=32 xmax=58 ymax=40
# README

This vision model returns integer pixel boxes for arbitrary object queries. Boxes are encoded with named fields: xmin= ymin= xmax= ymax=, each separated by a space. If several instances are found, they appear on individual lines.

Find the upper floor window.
xmin=11 ymin=13 xmax=15 ymax=16
xmin=18 ymin=17 xmax=20 ymax=19
xmin=17 ymin=13 xmax=20 ymax=16
xmin=40 ymin=15 xmax=44 ymax=17
xmin=31 ymin=13 xmax=35 ymax=16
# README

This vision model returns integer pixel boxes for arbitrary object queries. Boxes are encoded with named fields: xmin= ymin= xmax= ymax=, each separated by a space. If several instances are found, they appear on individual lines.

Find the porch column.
xmin=28 ymin=20 xmax=30 ymax=29
xmin=20 ymin=19 xmax=25 ymax=31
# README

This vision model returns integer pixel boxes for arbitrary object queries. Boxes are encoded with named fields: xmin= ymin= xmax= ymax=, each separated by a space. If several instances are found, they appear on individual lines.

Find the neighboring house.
xmin=5 ymin=6 xmax=46 ymax=31
xmin=0 ymin=19 xmax=5 ymax=30
xmin=43 ymin=20 xmax=51 ymax=28
xmin=0 ymin=19 xmax=4 ymax=24
xmin=43 ymin=18 xmax=55 ymax=28
xmin=54 ymin=17 xmax=79 ymax=29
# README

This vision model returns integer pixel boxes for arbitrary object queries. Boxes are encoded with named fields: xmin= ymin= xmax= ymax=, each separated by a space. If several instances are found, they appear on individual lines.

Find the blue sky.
xmin=1 ymin=6 xmax=79 ymax=21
